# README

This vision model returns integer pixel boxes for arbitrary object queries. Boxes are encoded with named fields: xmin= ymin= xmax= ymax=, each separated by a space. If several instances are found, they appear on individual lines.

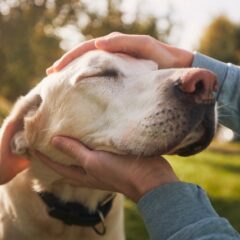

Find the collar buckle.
xmin=38 ymin=191 xmax=116 ymax=236
xmin=92 ymin=210 xmax=106 ymax=235
xmin=92 ymin=193 xmax=116 ymax=235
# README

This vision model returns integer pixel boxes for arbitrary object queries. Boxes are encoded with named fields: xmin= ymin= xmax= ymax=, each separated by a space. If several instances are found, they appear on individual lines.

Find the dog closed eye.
xmin=72 ymin=68 xmax=121 ymax=85
xmin=98 ymin=69 xmax=120 ymax=78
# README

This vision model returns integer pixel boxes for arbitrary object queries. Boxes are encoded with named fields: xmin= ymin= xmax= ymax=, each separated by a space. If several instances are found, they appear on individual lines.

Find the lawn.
xmin=124 ymin=142 xmax=240 ymax=240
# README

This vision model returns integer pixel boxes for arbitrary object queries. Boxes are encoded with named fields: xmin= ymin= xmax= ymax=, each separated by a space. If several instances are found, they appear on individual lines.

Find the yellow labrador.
xmin=0 ymin=50 xmax=217 ymax=240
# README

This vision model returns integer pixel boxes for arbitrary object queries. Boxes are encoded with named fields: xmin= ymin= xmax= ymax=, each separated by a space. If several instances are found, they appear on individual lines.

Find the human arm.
xmin=192 ymin=53 xmax=240 ymax=133
xmin=138 ymin=183 xmax=240 ymax=240
xmin=35 ymin=137 xmax=240 ymax=240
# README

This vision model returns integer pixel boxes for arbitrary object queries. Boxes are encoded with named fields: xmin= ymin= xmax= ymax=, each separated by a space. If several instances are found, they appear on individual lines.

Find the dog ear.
xmin=0 ymin=94 xmax=42 ymax=184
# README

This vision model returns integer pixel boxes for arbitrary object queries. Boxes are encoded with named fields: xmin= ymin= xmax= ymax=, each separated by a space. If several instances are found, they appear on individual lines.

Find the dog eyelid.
xmin=98 ymin=69 xmax=120 ymax=78
xmin=72 ymin=68 xmax=122 ymax=85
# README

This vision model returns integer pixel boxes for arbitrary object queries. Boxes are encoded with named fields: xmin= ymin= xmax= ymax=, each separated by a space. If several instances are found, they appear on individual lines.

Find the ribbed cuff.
xmin=192 ymin=52 xmax=228 ymax=89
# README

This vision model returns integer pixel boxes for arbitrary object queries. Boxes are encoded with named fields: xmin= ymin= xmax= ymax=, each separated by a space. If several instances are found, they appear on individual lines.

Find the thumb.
xmin=52 ymin=136 xmax=92 ymax=169
xmin=33 ymin=150 xmax=87 ymax=185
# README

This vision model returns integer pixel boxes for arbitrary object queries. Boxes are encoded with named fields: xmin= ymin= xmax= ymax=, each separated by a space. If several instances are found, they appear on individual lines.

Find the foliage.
xmin=0 ymin=0 xmax=173 ymax=103
xmin=0 ymin=95 xmax=11 ymax=125
xmin=78 ymin=0 xmax=172 ymax=41
xmin=125 ymin=142 xmax=240 ymax=239
xmin=125 ymin=200 xmax=148 ymax=240
xmin=198 ymin=15 xmax=240 ymax=65
xmin=0 ymin=0 xmax=64 ymax=100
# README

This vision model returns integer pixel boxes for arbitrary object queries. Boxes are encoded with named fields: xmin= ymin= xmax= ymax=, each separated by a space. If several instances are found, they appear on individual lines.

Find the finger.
xmin=51 ymin=39 xmax=97 ymax=72
xmin=95 ymin=34 xmax=154 ymax=58
xmin=46 ymin=59 xmax=61 ymax=75
xmin=52 ymin=136 xmax=92 ymax=168
xmin=34 ymin=151 xmax=87 ymax=181
xmin=46 ymin=67 xmax=54 ymax=75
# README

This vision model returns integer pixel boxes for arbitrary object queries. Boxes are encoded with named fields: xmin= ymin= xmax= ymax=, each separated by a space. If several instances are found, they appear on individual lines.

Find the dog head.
xmin=1 ymin=50 xmax=217 ymax=185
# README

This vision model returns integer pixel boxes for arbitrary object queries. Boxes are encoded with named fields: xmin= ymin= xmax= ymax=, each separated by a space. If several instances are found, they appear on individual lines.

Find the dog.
xmin=0 ymin=50 xmax=217 ymax=240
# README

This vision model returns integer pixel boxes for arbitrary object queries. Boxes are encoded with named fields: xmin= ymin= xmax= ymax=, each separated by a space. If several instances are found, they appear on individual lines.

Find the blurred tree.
xmin=0 ymin=0 xmax=173 ymax=102
xmin=0 ymin=0 xmax=72 ymax=101
xmin=79 ymin=0 xmax=172 ymax=41
xmin=198 ymin=15 xmax=240 ymax=141
xmin=199 ymin=15 xmax=240 ymax=64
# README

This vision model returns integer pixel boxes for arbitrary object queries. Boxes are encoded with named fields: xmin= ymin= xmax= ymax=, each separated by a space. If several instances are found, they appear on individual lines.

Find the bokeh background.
xmin=0 ymin=1 xmax=239 ymax=239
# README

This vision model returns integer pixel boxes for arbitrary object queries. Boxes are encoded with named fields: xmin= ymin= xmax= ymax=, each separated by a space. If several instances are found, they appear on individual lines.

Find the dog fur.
xmin=0 ymin=50 xmax=216 ymax=240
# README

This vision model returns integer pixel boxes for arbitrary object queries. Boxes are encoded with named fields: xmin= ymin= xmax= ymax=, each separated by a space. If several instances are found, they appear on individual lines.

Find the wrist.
xmin=171 ymin=47 xmax=194 ymax=68
xmin=133 ymin=179 xmax=180 ymax=203
xmin=160 ymin=41 xmax=194 ymax=68
xmin=126 ymin=158 xmax=180 ymax=202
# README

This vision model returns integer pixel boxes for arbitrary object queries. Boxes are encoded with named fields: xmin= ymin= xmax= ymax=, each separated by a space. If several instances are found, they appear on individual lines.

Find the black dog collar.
xmin=38 ymin=191 xmax=115 ymax=235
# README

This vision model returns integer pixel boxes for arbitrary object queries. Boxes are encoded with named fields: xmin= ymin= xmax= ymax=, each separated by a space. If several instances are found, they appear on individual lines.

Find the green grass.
xmin=124 ymin=142 xmax=240 ymax=240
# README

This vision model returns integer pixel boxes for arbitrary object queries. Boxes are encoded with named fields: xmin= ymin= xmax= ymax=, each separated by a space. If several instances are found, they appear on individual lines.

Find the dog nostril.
xmin=175 ymin=68 xmax=218 ymax=104
xmin=194 ymin=80 xmax=204 ymax=95
xmin=176 ymin=78 xmax=205 ymax=94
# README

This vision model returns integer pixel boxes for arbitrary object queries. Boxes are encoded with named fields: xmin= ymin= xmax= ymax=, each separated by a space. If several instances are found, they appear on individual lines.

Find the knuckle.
xmin=143 ymin=35 xmax=153 ymax=43
xmin=106 ymin=32 xmax=125 ymax=43
xmin=108 ymin=31 xmax=123 ymax=37
xmin=142 ymin=35 xmax=155 ymax=50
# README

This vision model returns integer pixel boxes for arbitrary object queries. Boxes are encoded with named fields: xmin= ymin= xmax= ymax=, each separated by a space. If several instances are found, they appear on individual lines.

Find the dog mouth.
xmin=174 ymin=109 xmax=216 ymax=156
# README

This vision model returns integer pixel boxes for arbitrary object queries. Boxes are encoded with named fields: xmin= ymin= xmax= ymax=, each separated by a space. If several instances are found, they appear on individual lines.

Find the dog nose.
xmin=177 ymin=68 xmax=218 ymax=104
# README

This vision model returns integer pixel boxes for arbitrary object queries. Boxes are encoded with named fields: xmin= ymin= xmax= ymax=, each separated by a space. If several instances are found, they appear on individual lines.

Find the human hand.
xmin=35 ymin=136 xmax=179 ymax=202
xmin=46 ymin=33 xmax=194 ymax=74
xmin=0 ymin=120 xmax=29 ymax=184
xmin=0 ymin=94 xmax=43 ymax=184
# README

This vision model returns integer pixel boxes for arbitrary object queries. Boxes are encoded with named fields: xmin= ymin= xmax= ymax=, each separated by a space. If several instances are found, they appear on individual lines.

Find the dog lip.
xmin=142 ymin=136 xmax=191 ymax=157
xmin=175 ymin=112 xmax=215 ymax=156
xmin=175 ymin=143 xmax=205 ymax=156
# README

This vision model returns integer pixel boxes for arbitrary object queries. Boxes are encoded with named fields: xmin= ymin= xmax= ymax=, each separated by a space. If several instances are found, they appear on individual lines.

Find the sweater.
xmin=137 ymin=53 xmax=240 ymax=240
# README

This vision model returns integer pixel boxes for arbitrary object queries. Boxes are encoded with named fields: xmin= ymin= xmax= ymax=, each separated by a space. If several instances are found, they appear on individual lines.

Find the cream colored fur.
xmin=0 ymin=50 xmax=215 ymax=240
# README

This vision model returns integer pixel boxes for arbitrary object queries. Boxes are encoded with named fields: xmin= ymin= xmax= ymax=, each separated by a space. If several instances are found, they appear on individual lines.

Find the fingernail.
xmin=46 ymin=67 xmax=53 ymax=75
xmin=53 ymin=59 xmax=60 ymax=67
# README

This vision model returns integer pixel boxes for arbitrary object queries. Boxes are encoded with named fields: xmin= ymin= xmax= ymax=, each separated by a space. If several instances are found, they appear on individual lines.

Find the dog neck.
xmin=38 ymin=191 xmax=115 ymax=235
xmin=29 ymin=160 xmax=112 ymax=212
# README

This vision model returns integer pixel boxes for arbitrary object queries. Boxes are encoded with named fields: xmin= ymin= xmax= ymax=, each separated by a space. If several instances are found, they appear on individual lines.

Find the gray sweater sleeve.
xmin=192 ymin=52 xmax=240 ymax=133
xmin=137 ymin=183 xmax=240 ymax=240
xmin=137 ymin=53 xmax=240 ymax=239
